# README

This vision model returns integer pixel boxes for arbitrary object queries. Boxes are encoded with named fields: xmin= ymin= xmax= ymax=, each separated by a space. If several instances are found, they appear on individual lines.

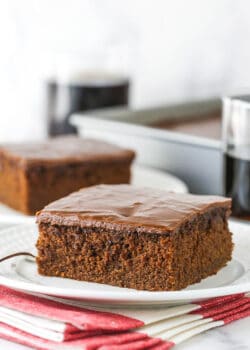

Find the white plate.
xmin=0 ymin=221 xmax=249 ymax=306
xmin=0 ymin=165 xmax=188 ymax=225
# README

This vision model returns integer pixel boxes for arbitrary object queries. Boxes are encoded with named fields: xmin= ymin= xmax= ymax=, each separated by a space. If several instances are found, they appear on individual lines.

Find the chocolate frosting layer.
xmin=37 ymin=185 xmax=231 ymax=233
xmin=0 ymin=137 xmax=135 ymax=166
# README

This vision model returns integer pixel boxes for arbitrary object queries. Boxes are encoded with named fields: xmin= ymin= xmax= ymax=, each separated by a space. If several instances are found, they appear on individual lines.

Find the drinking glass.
xmin=222 ymin=95 xmax=250 ymax=218
xmin=45 ymin=52 xmax=130 ymax=136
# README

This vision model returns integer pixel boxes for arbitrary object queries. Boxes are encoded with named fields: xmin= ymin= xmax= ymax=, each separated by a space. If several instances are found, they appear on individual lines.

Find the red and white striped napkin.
xmin=0 ymin=286 xmax=249 ymax=350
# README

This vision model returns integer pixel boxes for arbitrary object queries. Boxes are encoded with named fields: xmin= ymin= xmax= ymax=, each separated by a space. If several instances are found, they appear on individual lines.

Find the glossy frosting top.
xmin=37 ymin=184 xmax=231 ymax=233
xmin=0 ymin=137 xmax=135 ymax=166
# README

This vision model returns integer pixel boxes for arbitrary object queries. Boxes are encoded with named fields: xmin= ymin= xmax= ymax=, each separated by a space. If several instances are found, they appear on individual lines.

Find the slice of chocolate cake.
xmin=0 ymin=137 xmax=135 ymax=215
xmin=36 ymin=185 xmax=233 ymax=291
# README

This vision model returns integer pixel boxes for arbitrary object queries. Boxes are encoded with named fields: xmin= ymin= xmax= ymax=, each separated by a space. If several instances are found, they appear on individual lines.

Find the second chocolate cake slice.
xmin=0 ymin=137 xmax=135 ymax=215
xmin=36 ymin=185 xmax=233 ymax=291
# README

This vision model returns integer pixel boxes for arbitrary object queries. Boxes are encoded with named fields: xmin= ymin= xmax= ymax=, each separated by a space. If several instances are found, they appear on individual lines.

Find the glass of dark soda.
xmin=223 ymin=95 xmax=250 ymax=218
xmin=46 ymin=73 xmax=129 ymax=136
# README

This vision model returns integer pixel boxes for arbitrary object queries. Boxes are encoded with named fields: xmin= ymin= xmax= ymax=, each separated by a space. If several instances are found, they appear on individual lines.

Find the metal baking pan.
xmin=70 ymin=98 xmax=223 ymax=195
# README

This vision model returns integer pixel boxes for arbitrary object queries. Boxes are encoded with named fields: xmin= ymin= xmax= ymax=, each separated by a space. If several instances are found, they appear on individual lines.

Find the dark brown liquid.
xmin=46 ymin=77 xmax=129 ymax=136
xmin=224 ymin=150 xmax=250 ymax=218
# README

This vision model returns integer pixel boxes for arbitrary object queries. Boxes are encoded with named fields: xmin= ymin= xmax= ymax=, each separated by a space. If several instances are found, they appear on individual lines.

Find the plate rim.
xmin=0 ymin=221 xmax=249 ymax=304
xmin=0 ymin=270 xmax=249 ymax=303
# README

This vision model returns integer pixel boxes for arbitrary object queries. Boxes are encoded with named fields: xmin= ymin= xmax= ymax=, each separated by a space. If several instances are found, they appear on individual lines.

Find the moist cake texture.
xmin=0 ymin=137 xmax=135 ymax=215
xmin=36 ymin=185 xmax=233 ymax=291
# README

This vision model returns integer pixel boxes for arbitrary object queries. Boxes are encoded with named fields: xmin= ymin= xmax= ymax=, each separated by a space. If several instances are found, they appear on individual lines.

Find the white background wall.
xmin=0 ymin=0 xmax=250 ymax=141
